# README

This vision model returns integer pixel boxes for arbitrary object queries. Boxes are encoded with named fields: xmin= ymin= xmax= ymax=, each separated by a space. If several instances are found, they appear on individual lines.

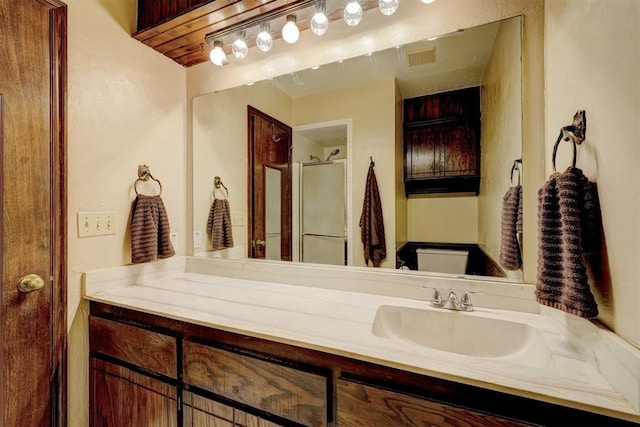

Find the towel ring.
xmin=552 ymin=110 xmax=586 ymax=173
xmin=134 ymin=164 xmax=162 ymax=196
xmin=510 ymin=158 xmax=522 ymax=186
xmin=214 ymin=176 xmax=228 ymax=199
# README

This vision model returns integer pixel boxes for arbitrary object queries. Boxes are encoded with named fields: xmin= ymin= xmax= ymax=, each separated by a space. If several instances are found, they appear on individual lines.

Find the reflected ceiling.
xmin=268 ymin=20 xmax=499 ymax=99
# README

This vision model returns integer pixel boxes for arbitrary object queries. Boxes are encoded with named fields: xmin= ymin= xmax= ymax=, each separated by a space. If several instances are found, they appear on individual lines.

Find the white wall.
xmin=545 ymin=0 xmax=640 ymax=347
xmin=407 ymin=197 xmax=479 ymax=243
xmin=478 ymin=17 xmax=524 ymax=272
xmin=66 ymin=1 xmax=187 ymax=425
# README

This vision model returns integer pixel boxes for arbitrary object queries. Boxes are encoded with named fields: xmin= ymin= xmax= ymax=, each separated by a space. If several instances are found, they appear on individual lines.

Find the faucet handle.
xmin=422 ymin=287 xmax=444 ymax=307
xmin=459 ymin=290 xmax=482 ymax=311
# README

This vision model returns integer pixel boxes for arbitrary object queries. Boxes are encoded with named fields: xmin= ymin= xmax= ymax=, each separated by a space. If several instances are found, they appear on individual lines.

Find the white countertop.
xmin=83 ymin=256 xmax=640 ymax=423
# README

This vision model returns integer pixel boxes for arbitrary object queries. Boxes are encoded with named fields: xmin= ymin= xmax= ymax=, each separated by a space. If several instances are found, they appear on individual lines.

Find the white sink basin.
xmin=372 ymin=305 xmax=549 ymax=360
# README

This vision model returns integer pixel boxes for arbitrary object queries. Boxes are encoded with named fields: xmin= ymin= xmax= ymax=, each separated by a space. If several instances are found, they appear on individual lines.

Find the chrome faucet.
xmin=426 ymin=288 xmax=479 ymax=312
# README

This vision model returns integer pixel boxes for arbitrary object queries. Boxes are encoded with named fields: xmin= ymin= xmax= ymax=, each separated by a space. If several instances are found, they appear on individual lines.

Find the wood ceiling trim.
xmin=132 ymin=0 xmax=377 ymax=68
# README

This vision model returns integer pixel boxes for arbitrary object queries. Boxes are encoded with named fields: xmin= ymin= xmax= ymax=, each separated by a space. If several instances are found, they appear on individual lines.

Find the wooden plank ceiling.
xmin=133 ymin=0 xmax=377 ymax=67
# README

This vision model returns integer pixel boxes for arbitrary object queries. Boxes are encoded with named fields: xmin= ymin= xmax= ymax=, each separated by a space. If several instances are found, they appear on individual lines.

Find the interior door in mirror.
xmin=248 ymin=106 xmax=292 ymax=260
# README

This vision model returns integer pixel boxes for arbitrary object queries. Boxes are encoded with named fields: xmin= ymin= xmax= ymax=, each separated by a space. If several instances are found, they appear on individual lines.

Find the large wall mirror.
xmin=192 ymin=15 xmax=523 ymax=283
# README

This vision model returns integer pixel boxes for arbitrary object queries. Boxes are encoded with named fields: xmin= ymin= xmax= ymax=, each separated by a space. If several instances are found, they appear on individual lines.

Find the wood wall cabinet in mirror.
xmin=191 ymin=16 xmax=523 ymax=282
xmin=404 ymin=87 xmax=481 ymax=196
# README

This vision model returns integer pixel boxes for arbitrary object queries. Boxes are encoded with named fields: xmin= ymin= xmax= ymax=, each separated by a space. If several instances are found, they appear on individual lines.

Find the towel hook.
xmin=510 ymin=158 xmax=522 ymax=186
xmin=271 ymin=123 xmax=281 ymax=143
xmin=552 ymin=110 xmax=586 ymax=172
xmin=134 ymin=164 xmax=162 ymax=196
xmin=213 ymin=176 xmax=228 ymax=198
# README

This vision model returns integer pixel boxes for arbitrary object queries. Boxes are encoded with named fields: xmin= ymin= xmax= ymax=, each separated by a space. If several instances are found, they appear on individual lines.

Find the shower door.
xmin=301 ymin=161 xmax=347 ymax=265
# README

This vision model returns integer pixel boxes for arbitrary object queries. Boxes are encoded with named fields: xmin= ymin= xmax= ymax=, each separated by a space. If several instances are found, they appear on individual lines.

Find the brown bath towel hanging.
xmin=207 ymin=198 xmax=234 ymax=250
xmin=131 ymin=194 xmax=175 ymax=264
xmin=499 ymin=185 xmax=523 ymax=270
xmin=359 ymin=161 xmax=386 ymax=267
xmin=535 ymin=166 xmax=599 ymax=319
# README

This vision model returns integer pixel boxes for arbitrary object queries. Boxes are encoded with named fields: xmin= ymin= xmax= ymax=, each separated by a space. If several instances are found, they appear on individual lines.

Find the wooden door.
xmin=0 ymin=1 xmax=67 ymax=425
xmin=247 ymin=106 xmax=292 ymax=261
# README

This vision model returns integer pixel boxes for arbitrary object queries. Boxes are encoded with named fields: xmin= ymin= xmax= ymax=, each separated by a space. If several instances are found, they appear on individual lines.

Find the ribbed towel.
xmin=535 ymin=167 xmax=600 ymax=319
xmin=499 ymin=185 xmax=522 ymax=270
xmin=207 ymin=198 xmax=234 ymax=250
xmin=131 ymin=195 xmax=175 ymax=264
xmin=359 ymin=164 xmax=386 ymax=267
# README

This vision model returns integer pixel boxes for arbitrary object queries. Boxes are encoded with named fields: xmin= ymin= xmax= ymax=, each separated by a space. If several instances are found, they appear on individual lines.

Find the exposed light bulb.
xmin=232 ymin=32 xmax=248 ymax=59
xmin=343 ymin=1 xmax=363 ymax=26
xmin=282 ymin=15 xmax=299 ymax=44
xmin=256 ymin=24 xmax=273 ymax=52
xmin=209 ymin=41 xmax=226 ymax=66
xmin=311 ymin=12 xmax=329 ymax=35
xmin=378 ymin=0 xmax=399 ymax=16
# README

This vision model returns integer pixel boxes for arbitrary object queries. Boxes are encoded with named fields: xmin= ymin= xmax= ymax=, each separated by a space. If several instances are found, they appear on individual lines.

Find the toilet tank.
xmin=416 ymin=248 xmax=469 ymax=274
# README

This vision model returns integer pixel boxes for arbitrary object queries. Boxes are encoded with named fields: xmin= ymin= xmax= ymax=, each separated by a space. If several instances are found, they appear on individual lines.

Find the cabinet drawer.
xmin=183 ymin=341 xmax=327 ymax=426
xmin=337 ymin=379 xmax=530 ymax=427
xmin=89 ymin=316 xmax=177 ymax=379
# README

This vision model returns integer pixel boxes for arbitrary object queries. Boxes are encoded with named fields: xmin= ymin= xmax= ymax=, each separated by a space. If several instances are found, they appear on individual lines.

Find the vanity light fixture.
xmin=256 ymin=23 xmax=274 ymax=52
xmin=378 ymin=0 xmax=399 ymax=16
xmin=282 ymin=15 xmax=300 ymax=44
xmin=232 ymin=31 xmax=249 ymax=59
xmin=203 ymin=0 xmax=437 ymax=66
xmin=421 ymin=0 xmax=435 ymax=3
xmin=209 ymin=40 xmax=226 ymax=66
xmin=343 ymin=0 xmax=363 ymax=26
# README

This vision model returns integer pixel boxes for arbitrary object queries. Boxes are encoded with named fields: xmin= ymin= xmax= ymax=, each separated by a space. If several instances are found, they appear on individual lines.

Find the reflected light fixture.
xmin=231 ymin=31 xmax=248 ymax=59
xmin=256 ymin=23 xmax=273 ymax=52
xmin=378 ymin=0 xmax=399 ymax=16
xmin=311 ymin=1 xmax=329 ymax=36
xmin=209 ymin=40 xmax=226 ymax=66
xmin=282 ymin=15 xmax=300 ymax=44
xmin=344 ymin=0 xmax=363 ymax=26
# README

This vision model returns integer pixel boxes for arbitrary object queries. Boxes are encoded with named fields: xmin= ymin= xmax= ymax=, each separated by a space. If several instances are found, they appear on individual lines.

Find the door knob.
xmin=17 ymin=274 xmax=45 ymax=293
xmin=254 ymin=239 xmax=266 ymax=248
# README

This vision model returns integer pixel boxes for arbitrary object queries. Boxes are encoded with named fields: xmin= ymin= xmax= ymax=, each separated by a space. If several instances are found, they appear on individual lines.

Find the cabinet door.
xmin=183 ymin=341 xmax=327 ymax=426
xmin=90 ymin=358 xmax=178 ymax=427
xmin=183 ymin=392 xmax=284 ymax=427
xmin=337 ymin=379 xmax=529 ymax=427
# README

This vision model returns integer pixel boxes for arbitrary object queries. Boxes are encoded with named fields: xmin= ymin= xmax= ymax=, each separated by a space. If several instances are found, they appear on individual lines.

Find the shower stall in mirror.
xmin=300 ymin=160 xmax=347 ymax=265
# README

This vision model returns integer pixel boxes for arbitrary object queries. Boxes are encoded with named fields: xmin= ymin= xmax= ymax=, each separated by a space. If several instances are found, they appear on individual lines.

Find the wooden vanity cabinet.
xmin=336 ymin=379 xmax=528 ymax=427
xmin=182 ymin=340 xmax=328 ymax=426
xmin=89 ymin=316 xmax=179 ymax=426
xmin=89 ymin=302 xmax=637 ymax=427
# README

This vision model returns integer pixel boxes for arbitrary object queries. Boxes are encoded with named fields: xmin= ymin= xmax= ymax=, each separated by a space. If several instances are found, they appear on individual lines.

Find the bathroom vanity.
xmin=84 ymin=257 xmax=640 ymax=426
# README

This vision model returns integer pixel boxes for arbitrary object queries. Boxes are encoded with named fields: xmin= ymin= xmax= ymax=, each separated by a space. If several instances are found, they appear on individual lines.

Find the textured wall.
xmin=66 ymin=0 xmax=186 ymax=424
xmin=545 ymin=0 xmax=640 ymax=348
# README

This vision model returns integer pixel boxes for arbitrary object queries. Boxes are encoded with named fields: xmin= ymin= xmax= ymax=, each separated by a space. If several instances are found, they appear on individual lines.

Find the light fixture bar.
xmin=205 ymin=0 xmax=380 ymax=46
xmin=205 ymin=0 xmax=319 ymax=45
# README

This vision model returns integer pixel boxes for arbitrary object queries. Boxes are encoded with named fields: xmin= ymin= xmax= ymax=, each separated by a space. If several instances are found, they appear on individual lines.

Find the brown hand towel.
xmin=535 ymin=167 xmax=599 ymax=319
xmin=131 ymin=194 xmax=175 ymax=264
xmin=499 ymin=185 xmax=522 ymax=270
xmin=207 ymin=198 xmax=234 ymax=250
xmin=359 ymin=164 xmax=386 ymax=267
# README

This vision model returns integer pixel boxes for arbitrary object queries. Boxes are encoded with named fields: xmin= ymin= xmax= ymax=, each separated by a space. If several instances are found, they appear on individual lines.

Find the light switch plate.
xmin=231 ymin=211 xmax=245 ymax=226
xmin=77 ymin=212 xmax=117 ymax=237
xmin=193 ymin=230 xmax=202 ymax=249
